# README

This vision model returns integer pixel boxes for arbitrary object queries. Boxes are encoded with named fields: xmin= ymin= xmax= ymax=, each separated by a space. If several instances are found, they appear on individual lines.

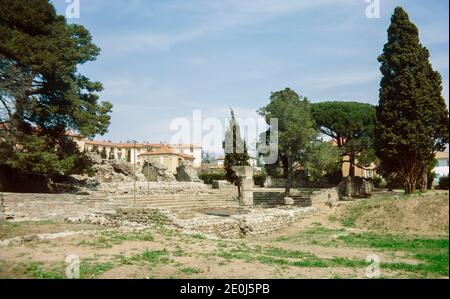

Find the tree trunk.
xmin=349 ymin=154 xmax=356 ymax=177
xmin=422 ymin=167 xmax=428 ymax=192
xmin=405 ymin=177 xmax=417 ymax=194
xmin=285 ymin=159 xmax=292 ymax=197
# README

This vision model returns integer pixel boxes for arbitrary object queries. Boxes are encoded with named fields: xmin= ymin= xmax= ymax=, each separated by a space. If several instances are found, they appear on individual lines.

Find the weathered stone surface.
xmin=338 ymin=177 xmax=373 ymax=200
xmin=264 ymin=176 xmax=287 ymax=188
xmin=241 ymin=177 xmax=255 ymax=190
xmin=309 ymin=187 xmax=339 ymax=207
xmin=211 ymin=180 xmax=232 ymax=189
xmin=90 ymin=157 xmax=146 ymax=184
xmin=239 ymin=190 xmax=254 ymax=206
xmin=66 ymin=208 xmax=172 ymax=228
xmin=86 ymin=152 xmax=102 ymax=164
xmin=233 ymin=166 xmax=254 ymax=206
xmin=284 ymin=197 xmax=294 ymax=205
xmin=142 ymin=161 xmax=176 ymax=182
xmin=176 ymin=161 xmax=201 ymax=182
xmin=172 ymin=206 xmax=320 ymax=239
xmin=233 ymin=166 xmax=254 ymax=177
xmin=70 ymin=175 xmax=100 ymax=189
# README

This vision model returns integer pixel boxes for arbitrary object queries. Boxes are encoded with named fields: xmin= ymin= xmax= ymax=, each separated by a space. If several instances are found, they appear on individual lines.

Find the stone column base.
xmin=284 ymin=197 xmax=294 ymax=205
xmin=239 ymin=191 xmax=254 ymax=206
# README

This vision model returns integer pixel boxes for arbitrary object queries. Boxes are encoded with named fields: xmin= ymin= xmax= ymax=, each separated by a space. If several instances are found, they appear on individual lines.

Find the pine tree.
xmin=375 ymin=7 xmax=449 ymax=194
xmin=0 ymin=0 xmax=112 ymax=191
xmin=223 ymin=109 xmax=250 ymax=197
xmin=312 ymin=101 xmax=376 ymax=178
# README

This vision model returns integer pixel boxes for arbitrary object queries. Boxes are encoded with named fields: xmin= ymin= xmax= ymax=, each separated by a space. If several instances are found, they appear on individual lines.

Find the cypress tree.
xmin=375 ymin=7 xmax=449 ymax=194
xmin=223 ymin=109 xmax=250 ymax=197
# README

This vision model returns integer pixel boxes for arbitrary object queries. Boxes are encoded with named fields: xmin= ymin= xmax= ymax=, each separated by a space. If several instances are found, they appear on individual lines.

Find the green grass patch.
xmin=337 ymin=233 xmax=448 ymax=251
xmin=190 ymin=233 xmax=206 ymax=240
xmin=24 ymin=262 xmax=65 ymax=279
xmin=80 ymin=261 xmax=115 ymax=279
xmin=217 ymin=240 xmax=448 ymax=278
xmin=179 ymin=267 xmax=203 ymax=275
xmin=131 ymin=249 xmax=171 ymax=266
xmin=78 ymin=230 xmax=154 ymax=248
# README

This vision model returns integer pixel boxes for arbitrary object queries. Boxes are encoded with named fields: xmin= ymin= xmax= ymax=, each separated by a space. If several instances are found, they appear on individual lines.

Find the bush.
xmin=198 ymin=172 xmax=226 ymax=184
xmin=323 ymin=170 xmax=342 ymax=185
xmin=253 ymin=173 xmax=267 ymax=187
xmin=439 ymin=176 xmax=449 ymax=190
xmin=385 ymin=174 xmax=404 ymax=190
xmin=371 ymin=177 xmax=383 ymax=188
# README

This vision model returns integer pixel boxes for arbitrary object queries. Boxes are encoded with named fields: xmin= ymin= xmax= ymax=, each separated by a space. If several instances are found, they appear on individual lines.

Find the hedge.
xmin=439 ymin=176 xmax=449 ymax=190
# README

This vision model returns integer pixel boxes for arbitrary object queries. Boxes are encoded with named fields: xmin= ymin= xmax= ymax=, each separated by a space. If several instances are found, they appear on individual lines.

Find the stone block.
xmin=232 ymin=166 xmax=254 ymax=178
xmin=241 ymin=177 xmax=255 ymax=190
xmin=284 ymin=197 xmax=294 ymax=205
xmin=239 ymin=191 xmax=254 ymax=206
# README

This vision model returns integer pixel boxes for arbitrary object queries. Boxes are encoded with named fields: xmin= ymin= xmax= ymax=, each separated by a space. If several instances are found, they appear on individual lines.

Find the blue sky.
xmin=52 ymin=0 xmax=449 ymax=151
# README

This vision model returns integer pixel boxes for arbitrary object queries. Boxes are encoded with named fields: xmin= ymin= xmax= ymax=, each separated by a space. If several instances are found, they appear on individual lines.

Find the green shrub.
xmin=385 ymin=174 xmax=404 ymax=190
xmin=198 ymin=172 xmax=226 ymax=184
xmin=253 ymin=173 xmax=266 ymax=187
xmin=439 ymin=176 xmax=449 ymax=190
xmin=371 ymin=177 xmax=383 ymax=188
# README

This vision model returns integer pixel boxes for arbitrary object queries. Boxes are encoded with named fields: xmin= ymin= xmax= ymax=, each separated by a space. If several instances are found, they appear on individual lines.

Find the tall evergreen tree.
xmin=223 ymin=109 xmax=250 ymax=197
xmin=0 ymin=0 xmax=112 ymax=190
xmin=375 ymin=7 xmax=449 ymax=194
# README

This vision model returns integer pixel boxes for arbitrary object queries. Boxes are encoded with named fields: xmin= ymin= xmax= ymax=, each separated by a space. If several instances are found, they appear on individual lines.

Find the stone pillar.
xmin=233 ymin=166 xmax=254 ymax=206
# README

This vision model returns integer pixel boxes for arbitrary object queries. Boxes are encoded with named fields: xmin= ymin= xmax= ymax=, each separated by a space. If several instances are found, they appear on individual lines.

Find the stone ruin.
xmin=84 ymin=152 xmax=146 ymax=183
xmin=233 ymin=166 xmax=254 ymax=206
xmin=175 ymin=160 xmax=202 ymax=182
xmin=211 ymin=180 xmax=233 ymax=189
xmin=141 ymin=160 xmax=176 ymax=182
xmin=338 ymin=176 xmax=373 ymax=200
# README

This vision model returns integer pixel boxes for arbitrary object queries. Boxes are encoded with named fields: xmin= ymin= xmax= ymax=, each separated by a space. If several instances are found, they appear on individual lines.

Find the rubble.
xmin=176 ymin=161 xmax=201 ymax=182
xmin=211 ymin=180 xmax=233 ymax=189
xmin=142 ymin=160 xmax=176 ymax=182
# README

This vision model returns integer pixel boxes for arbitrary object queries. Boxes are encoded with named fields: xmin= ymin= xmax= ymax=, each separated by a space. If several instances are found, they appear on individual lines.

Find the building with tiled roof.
xmin=68 ymin=134 xmax=201 ymax=171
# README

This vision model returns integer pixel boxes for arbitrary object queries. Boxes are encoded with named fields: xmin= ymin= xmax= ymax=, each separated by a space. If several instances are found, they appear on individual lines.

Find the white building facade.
xmin=434 ymin=151 xmax=449 ymax=185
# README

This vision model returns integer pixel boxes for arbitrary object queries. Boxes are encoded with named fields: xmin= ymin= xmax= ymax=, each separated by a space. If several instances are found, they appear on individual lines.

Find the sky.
xmin=51 ymin=0 xmax=449 ymax=153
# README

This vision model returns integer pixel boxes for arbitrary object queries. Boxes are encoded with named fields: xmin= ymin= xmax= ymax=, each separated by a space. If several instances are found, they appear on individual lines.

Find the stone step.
xmin=107 ymin=198 xmax=238 ymax=206
xmin=111 ymin=197 xmax=237 ymax=204
xmin=131 ymin=203 xmax=240 ymax=210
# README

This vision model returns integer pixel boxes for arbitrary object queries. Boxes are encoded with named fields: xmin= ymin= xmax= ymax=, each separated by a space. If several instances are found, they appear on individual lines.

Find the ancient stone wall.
xmin=253 ymin=187 xmax=339 ymax=207
xmin=174 ymin=207 xmax=320 ymax=238
xmin=176 ymin=161 xmax=201 ymax=182
xmin=338 ymin=177 xmax=373 ymax=200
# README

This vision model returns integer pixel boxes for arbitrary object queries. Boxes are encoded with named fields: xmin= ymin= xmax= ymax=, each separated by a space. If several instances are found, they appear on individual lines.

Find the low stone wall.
xmin=66 ymin=208 xmax=172 ymax=228
xmin=253 ymin=192 xmax=311 ymax=207
xmin=173 ymin=207 xmax=319 ymax=238
xmin=66 ymin=205 xmax=319 ymax=239
xmin=252 ymin=187 xmax=339 ymax=207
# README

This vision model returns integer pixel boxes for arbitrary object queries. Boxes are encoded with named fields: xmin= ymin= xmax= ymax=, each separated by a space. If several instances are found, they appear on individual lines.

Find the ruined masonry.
xmin=233 ymin=166 xmax=254 ymax=206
